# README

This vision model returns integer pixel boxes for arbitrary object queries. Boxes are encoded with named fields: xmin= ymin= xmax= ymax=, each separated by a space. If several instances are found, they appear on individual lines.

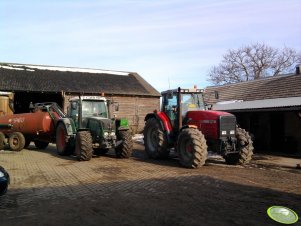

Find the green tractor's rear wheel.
xmin=224 ymin=127 xmax=253 ymax=165
xmin=75 ymin=131 xmax=93 ymax=161
xmin=115 ymin=130 xmax=133 ymax=158
xmin=177 ymin=128 xmax=208 ymax=168
xmin=0 ymin=132 xmax=5 ymax=150
xmin=8 ymin=132 xmax=25 ymax=152
xmin=56 ymin=123 xmax=73 ymax=156
xmin=34 ymin=141 xmax=49 ymax=150
xmin=143 ymin=118 xmax=169 ymax=159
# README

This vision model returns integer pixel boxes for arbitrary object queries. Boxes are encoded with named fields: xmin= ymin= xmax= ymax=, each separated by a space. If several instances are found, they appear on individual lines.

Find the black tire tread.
xmin=225 ymin=127 xmax=254 ymax=165
xmin=177 ymin=128 xmax=208 ymax=168
xmin=75 ymin=131 xmax=93 ymax=161
xmin=115 ymin=130 xmax=133 ymax=158
xmin=143 ymin=118 xmax=169 ymax=159
xmin=8 ymin=132 xmax=25 ymax=152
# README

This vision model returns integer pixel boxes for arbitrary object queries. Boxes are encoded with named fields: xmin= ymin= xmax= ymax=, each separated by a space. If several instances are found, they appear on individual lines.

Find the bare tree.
xmin=208 ymin=43 xmax=301 ymax=85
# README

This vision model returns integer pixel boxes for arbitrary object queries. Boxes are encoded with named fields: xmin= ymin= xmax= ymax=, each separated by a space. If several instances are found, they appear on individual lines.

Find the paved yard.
xmin=0 ymin=143 xmax=301 ymax=226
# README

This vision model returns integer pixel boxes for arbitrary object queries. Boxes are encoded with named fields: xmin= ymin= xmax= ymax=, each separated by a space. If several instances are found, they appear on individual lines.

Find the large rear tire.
xmin=143 ymin=118 xmax=169 ymax=159
xmin=0 ymin=132 xmax=5 ymax=150
xmin=115 ymin=130 xmax=133 ymax=158
xmin=75 ymin=131 xmax=93 ymax=161
xmin=8 ymin=132 xmax=25 ymax=152
xmin=56 ymin=123 xmax=73 ymax=156
xmin=224 ymin=127 xmax=253 ymax=165
xmin=34 ymin=141 xmax=49 ymax=149
xmin=177 ymin=128 xmax=208 ymax=168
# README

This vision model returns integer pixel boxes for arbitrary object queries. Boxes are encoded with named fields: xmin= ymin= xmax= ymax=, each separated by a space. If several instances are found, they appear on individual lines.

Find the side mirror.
xmin=71 ymin=102 xmax=77 ymax=110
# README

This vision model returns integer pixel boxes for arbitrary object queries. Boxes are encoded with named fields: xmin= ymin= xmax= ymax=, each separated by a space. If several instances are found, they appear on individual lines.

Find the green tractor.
xmin=56 ymin=96 xmax=133 ymax=161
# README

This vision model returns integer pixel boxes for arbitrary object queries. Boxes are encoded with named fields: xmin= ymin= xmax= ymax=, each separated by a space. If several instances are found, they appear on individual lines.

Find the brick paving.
xmin=0 ymin=143 xmax=209 ymax=206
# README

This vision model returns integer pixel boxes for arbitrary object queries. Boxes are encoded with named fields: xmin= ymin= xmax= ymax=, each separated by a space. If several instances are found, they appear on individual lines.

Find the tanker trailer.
xmin=0 ymin=103 xmax=66 ymax=151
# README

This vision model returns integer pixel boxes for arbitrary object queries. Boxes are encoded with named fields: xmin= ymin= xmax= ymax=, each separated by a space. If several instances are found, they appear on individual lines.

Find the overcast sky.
xmin=1 ymin=0 xmax=300 ymax=91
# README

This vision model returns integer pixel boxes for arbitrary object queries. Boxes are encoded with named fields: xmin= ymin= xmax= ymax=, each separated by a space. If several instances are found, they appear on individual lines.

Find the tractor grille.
xmin=219 ymin=115 xmax=236 ymax=138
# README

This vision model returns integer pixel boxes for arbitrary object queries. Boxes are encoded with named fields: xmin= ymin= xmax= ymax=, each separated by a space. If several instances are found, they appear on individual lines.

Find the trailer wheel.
xmin=115 ymin=130 xmax=133 ymax=158
xmin=56 ymin=123 xmax=73 ymax=155
xmin=224 ymin=127 xmax=253 ymax=165
xmin=8 ymin=132 xmax=25 ymax=152
xmin=0 ymin=132 xmax=5 ymax=150
xmin=143 ymin=118 xmax=169 ymax=159
xmin=177 ymin=128 xmax=208 ymax=168
xmin=34 ymin=141 xmax=49 ymax=149
xmin=75 ymin=131 xmax=93 ymax=161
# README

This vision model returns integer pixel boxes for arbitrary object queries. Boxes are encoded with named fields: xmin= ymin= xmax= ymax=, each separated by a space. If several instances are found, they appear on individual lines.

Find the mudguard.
xmin=145 ymin=112 xmax=173 ymax=133
xmin=56 ymin=118 xmax=76 ymax=136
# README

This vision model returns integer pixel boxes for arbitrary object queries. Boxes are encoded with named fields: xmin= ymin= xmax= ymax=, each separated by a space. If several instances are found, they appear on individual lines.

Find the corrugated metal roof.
xmin=204 ymin=73 xmax=301 ymax=105
xmin=213 ymin=97 xmax=301 ymax=111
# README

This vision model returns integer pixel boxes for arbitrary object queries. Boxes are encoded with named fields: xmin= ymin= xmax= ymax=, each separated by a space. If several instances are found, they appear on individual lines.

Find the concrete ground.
xmin=0 ymin=143 xmax=300 ymax=226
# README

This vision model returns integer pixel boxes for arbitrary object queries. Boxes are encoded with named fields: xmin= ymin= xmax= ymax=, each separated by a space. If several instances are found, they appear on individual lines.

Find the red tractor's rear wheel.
xmin=177 ymin=128 xmax=208 ymax=168
xmin=143 ymin=118 xmax=169 ymax=159
xmin=8 ymin=132 xmax=25 ymax=152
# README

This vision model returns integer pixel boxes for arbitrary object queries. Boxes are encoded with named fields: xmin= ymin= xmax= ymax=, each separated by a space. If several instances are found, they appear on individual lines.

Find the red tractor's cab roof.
xmin=161 ymin=87 xmax=204 ymax=95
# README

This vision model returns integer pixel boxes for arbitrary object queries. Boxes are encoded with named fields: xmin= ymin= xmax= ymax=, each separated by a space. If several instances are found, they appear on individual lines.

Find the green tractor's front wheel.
xmin=75 ymin=131 xmax=93 ymax=161
xmin=115 ymin=130 xmax=133 ymax=158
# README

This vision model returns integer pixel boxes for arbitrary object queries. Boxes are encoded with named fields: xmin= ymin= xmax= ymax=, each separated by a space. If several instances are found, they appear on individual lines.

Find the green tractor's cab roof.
xmin=69 ymin=96 xmax=107 ymax=102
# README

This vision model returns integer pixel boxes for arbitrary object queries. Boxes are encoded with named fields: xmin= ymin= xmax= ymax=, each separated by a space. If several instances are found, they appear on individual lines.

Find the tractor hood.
xmin=185 ymin=110 xmax=236 ymax=140
xmin=186 ymin=110 xmax=233 ymax=121
xmin=89 ymin=117 xmax=116 ymax=131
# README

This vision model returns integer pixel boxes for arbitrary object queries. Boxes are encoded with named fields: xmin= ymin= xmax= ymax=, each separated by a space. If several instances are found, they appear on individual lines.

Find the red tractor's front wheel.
xmin=224 ymin=127 xmax=253 ymax=165
xmin=177 ymin=128 xmax=208 ymax=168
xmin=143 ymin=118 xmax=169 ymax=159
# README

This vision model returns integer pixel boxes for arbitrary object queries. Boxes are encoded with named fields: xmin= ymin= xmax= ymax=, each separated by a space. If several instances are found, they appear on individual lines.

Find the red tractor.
xmin=143 ymin=87 xmax=253 ymax=168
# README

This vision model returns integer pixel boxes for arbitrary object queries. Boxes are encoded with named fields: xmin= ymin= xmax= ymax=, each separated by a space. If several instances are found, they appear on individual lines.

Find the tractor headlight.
xmin=230 ymin=130 xmax=235 ymax=135
xmin=221 ymin=131 xmax=227 ymax=135
xmin=110 ymin=132 xmax=115 ymax=136
xmin=0 ymin=171 xmax=4 ymax=178
xmin=104 ymin=132 xmax=109 ymax=137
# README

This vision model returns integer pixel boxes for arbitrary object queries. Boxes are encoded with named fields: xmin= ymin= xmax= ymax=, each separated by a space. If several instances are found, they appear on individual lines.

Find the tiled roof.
xmin=0 ymin=63 xmax=160 ymax=97
xmin=204 ymin=73 xmax=301 ymax=105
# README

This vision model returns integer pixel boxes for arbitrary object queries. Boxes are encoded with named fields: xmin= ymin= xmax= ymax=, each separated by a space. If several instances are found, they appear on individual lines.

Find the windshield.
xmin=82 ymin=100 xmax=108 ymax=118
xmin=181 ymin=93 xmax=205 ymax=116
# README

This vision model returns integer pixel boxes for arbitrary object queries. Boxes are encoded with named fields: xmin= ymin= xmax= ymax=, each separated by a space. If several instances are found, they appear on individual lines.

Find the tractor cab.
xmin=161 ymin=87 xmax=206 ymax=130
xmin=67 ymin=96 xmax=109 ymax=129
